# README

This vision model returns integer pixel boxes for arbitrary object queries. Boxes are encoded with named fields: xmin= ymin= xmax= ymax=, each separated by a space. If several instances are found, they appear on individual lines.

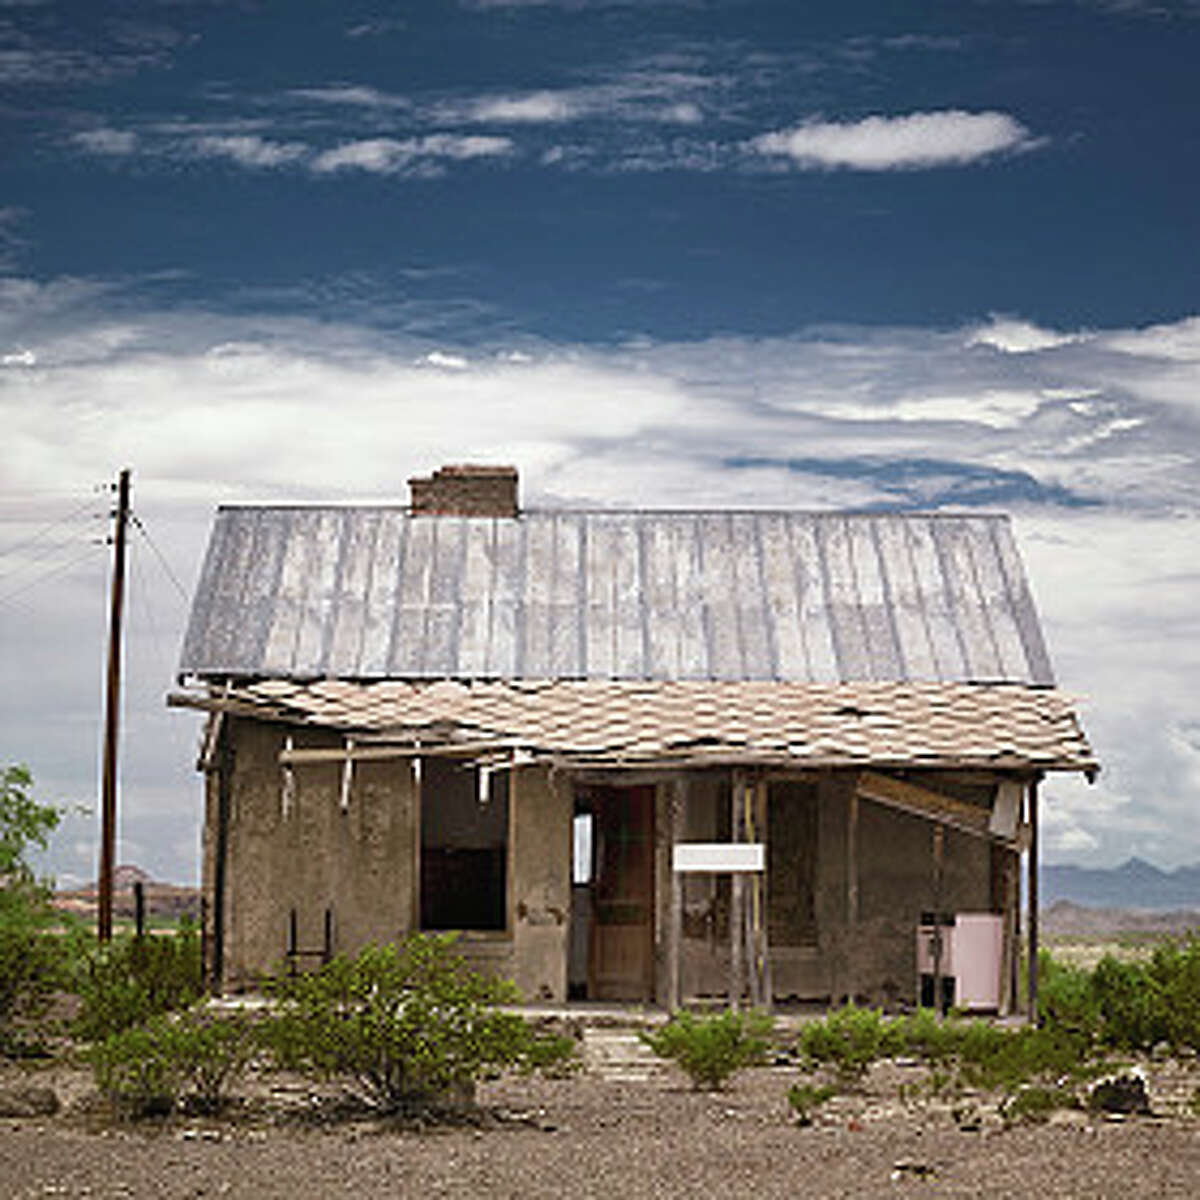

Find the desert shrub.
xmin=1146 ymin=936 xmax=1200 ymax=1052
xmin=958 ymin=1024 xmax=1093 ymax=1092
xmin=1038 ymin=950 xmax=1101 ymax=1042
xmin=89 ymin=1008 xmax=259 ymax=1118
xmin=641 ymin=1009 xmax=773 ymax=1091
xmin=1000 ymin=1083 xmax=1079 ymax=1126
xmin=787 ymin=1080 xmax=837 ymax=1125
xmin=895 ymin=1007 xmax=963 ymax=1064
xmin=74 ymin=921 xmax=204 ymax=1042
xmin=264 ymin=934 xmax=569 ymax=1113
xmin=797 ymin=1005 xmax=903 ymax=1083
xmin=172 ymin=1010 xmax=259 ymax=1113
xmin=0 ymin=764 xmax=70 ymax=1054
xmin=89 ymin=1015 xmax=188 ymax=1117
xmin=1090 ymin=955 xmax=1165 ymax=1051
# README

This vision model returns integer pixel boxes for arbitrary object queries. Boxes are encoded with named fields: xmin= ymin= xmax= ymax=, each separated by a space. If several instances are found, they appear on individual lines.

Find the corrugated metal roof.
xmin=178 ymin=508 xmax=1055 ymax=685
xmin=168 ymin=678 xmax=1095 ymax=772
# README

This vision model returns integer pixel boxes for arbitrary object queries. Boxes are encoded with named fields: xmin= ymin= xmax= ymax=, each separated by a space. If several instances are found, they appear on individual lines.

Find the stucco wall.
xmin=216 ymin=720 xmax=418 ymax=988
xmin=210 ymin=724 xmax=570 ymax=1000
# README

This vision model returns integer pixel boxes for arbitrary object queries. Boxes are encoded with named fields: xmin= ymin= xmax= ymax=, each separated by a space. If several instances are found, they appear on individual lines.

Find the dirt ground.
xmin=4 ymin=1050 xmax=1200 ymax=1199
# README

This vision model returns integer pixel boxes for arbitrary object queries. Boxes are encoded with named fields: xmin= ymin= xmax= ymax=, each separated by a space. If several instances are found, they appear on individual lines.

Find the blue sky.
xmin=1 ymin=0 xmax=1198 ymax=885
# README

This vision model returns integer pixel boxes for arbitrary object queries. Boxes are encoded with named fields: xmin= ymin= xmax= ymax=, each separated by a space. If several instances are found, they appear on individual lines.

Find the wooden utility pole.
xmin=98 ymin=468 xmax=131 ymax=943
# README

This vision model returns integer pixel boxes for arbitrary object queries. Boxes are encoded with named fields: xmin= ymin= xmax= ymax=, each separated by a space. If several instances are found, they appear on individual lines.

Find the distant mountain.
xmin=1042 ymin=858 xmax=1200 ymax=910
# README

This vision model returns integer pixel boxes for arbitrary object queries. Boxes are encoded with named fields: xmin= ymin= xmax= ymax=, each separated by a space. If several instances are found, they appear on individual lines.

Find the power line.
xmin=0 ymin=495 xmax=103 ymax=565
xmin=0 ymin=543 xmax=102 ymax=611
xmin=130 ymin=514 xmax=191 ymax=607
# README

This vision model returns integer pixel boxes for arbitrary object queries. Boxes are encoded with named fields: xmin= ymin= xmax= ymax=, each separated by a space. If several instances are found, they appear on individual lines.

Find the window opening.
xmin=420 ymin=758 xmax=509 ymax=931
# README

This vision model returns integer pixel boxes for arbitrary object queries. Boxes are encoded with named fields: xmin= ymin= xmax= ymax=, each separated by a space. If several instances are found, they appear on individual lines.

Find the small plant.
xmin=89 ymin=1008 xmax=259 ymax=1118
xmin=1001 ymin=1083 xmax=1079 ymax=1126
xmin=265 ymin=934 xmax=568 ymax=1114
xmin=0 ymin=764 xmax=72 ymax=1055
xmin=74 ymin=922 xmax=204 ymax=1042
xmin=895 ymin=1007 xmax=963 ymax=1065
xmin=796 ymin=1005 xmax=902 ymax=1084
xmin=173 ymin=1010 xmax=259 ymax=1114
xmin=641 ymin=1009 xmax=774 ymax=1091
xmin=787 ymin=1080 xmax=836 ymax=1125
xmin=89 ymin=1015 xmax=188 ymax=1117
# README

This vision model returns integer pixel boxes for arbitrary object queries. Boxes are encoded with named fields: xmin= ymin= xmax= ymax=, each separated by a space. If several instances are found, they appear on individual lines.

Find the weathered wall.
xmin=676 ymin=769 xmax=998 ymax=1007
xmin=505 ymin=765 xmax=571 ymax=1001
xmin=216 ymin=720 xmax=418 ymax=988
xmin=209 ymin=728 xmax=572 ymax=1000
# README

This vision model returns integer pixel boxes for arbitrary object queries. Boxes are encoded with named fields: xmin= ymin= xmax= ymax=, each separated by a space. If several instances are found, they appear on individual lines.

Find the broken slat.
xmin=857 ymin=770 xmax=991 ymax=838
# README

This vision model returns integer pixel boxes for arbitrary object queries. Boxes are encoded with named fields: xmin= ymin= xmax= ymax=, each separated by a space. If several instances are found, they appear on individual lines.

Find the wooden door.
xmin=588 ymin=786 xmax=655 ymax=1001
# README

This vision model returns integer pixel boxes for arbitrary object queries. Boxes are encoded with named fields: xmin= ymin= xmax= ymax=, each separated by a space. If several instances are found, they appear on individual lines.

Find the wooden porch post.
xmin=666 ymin=774 xmax=685 ymax=1012
xmin=729 ymin=769 xmax=745 ymax=1011
xmin=1027 ymin=775 xmax=1041 ymax=1023
xmin=845 ymin=789 xmax=859 ymax=1004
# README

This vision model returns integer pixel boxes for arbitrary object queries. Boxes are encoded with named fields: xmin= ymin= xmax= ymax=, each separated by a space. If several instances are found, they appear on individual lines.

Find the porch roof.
xmin=169 ymin=678 xmax=1096 ymax=773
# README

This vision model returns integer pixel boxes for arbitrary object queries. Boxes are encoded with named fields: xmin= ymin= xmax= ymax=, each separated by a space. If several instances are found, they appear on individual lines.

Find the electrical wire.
xmin=130 ymin=514 xmax=191 ymax=607
xmin=0 ymin=493 xmax=102 ymax=560
xmin=0 ymin=543 xmax=103 ymax=611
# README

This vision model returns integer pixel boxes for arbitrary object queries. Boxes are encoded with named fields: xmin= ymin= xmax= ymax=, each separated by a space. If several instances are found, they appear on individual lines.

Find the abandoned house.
xmin=171 ymin=464 xmax=1096 ymax=1012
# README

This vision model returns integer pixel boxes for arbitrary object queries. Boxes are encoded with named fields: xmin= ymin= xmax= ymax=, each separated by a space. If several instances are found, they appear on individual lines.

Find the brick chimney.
xmin=408 ymin=464 xmax=519 ymax=517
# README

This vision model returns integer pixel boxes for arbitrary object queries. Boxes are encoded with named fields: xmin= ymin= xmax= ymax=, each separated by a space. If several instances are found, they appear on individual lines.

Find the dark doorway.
xmin=574 ymin=784 xmax=656 ymax=1002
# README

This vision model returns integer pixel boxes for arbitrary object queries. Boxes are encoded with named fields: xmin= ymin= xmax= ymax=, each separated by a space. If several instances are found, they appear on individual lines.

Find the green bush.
xmin=787 ymin=1080 xmax=836 ymax=1125
xmin=895 ymin=1007 xmax=962 ymax=1065
xmin=1038 ymin=951 xmax=1101 ymax=1042
xmin=264 ymin=934 xmax=570 ymax=1113
xmin=1001 ymin=1083 xmax=1079 ymax=1126
xmin=797 ymin=1005 xmax=903 ymax=1083
xmin=90 ymin=1016 xmax=188 ymax=1117
xmin=641 ymin=1009 xmax=773 ymax=1091
xmin=0 ymin=764 xmax=69 ymax=1054
xmin=74 ymin=922 xmax=204 ymax=1042
xmin=89 ymin=1008 xmax=259 ymax=1118
xmin=1146 ymin=937 xmax=1200 ymax=1052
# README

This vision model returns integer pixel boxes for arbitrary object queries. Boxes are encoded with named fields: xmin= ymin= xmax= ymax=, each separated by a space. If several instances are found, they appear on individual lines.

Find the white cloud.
xmin=73 ymin=127 xmax=138 ymax=155
xmin=193 ymin=135 xmax=308 ymax=168
xmin=310 ymin=134 xmax=512 ymax=174
xmin=470 ymin=91 xmax=576 ymax=123
xmin=3 ymin=296 xmax=1200 ymax=877
xmin=289 ymin=85 xmax=411 ymax=109
xmin=751 ymin=110 xmax=1037 ymax=170
xmin=968 ymin=316 xmax=1083 ymax=354
xmin=418 ymin=350 xmax=470 ymax=370
xmin=1102 ymin=315 xmax=1200 ymax=362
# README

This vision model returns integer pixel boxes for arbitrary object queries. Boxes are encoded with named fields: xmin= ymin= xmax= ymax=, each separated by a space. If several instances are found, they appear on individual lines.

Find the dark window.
xmin=420 ymin=759 xmax=508 ymax=931
xmin=768 ymin=780 xmax=818 ymax=946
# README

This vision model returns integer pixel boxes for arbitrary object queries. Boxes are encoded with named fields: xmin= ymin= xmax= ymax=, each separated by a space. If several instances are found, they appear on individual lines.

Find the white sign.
xmin=673 ymin=842 xmax=765 ymax=873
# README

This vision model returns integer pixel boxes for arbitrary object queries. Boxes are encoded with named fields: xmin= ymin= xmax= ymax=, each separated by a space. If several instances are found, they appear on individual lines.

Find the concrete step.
xmin=582 ymin=1027 xmax=664 ymax=1082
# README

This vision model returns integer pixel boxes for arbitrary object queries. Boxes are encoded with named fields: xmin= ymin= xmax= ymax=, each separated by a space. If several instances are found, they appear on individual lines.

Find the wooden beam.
xmin=754 ymin=777 xmax=772 ymax=1012
xmin=280 ymin=741 xmax=516 ymax=765
xmin=729 ymin=769 xmax=746 ymax=1011
xmin=1027 ymin=776 xmax=1040 ymax=1023
xmin=667 ymin=774 xmax=684 ymax=1013
xmin=857 ymin=770 xmax=992 ymax=838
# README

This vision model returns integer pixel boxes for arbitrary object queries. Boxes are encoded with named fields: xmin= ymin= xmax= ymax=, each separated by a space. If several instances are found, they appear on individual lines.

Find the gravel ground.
xmin=4 ymin=1055 xmax=1200 ymax=1198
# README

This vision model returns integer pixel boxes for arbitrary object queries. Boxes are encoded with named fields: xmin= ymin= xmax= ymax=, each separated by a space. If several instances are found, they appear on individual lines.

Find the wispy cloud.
xmin=0 ymin=206 xmax=28 ymax=271
xmin=288 ymin=85 xmax=412 ymax=110
xmin=751 ymin=110 xmax=1039 ymax=170
xmin=72 ymin=127 xmax=138 ymax=155
xmin=310 ymin=134 xmax=513 ymax=174
xmin=192 ymin=135 xmax=308 ymax=168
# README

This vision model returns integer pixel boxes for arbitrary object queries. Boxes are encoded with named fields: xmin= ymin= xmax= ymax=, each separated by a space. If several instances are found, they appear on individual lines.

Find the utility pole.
xmin=98 ymin=468 xmax=131 ymax=943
